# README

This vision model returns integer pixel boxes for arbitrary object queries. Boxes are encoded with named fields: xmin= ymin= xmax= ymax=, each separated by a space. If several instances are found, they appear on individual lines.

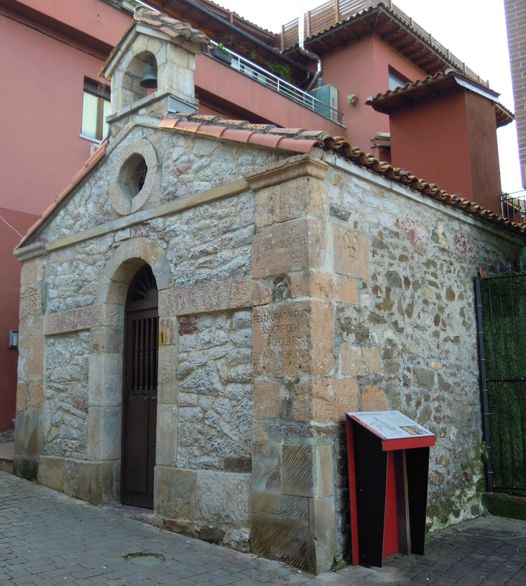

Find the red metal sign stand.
xmin=346 ymin=413 xmax=436 ymax=567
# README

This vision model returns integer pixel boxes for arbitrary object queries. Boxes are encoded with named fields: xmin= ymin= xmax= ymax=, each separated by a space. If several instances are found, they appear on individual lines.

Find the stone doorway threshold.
xmin=102 ymin=503 xmax=165 ymax=530
xmin=0 ymin=440 xmax=14 ymax=474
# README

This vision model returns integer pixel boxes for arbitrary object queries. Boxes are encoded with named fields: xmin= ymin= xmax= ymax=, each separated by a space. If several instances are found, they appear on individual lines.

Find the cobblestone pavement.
xmin=1 ymin=470 xmax=526 ymax=585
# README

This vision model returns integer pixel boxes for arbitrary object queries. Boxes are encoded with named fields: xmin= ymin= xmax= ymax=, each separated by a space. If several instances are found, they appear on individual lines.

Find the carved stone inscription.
xmin=253 ymin=304 xmax=310 ymax=376
xmin=252 ymin=219 xmax=325 ymax=278
xmin=20 ymin=287 xmax=42 ymax=319
xmin=333 ymin=225 xmax=369 ymax=279
xmin=160 ymin=277 xmax=252 ymax=316
xmin=253 ymin=301 xmax=333 ymax=376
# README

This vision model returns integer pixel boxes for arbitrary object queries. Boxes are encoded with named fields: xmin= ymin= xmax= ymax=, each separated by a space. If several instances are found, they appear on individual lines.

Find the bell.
xmin=140 ymin=63 xmax=158 ymax=89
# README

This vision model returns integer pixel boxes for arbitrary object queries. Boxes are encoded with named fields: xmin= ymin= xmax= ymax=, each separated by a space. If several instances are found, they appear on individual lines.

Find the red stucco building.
xmin=0 ymin=0 xmax=513 ymax=431
xmin=0 ymin=0 xmax=131 ymax=431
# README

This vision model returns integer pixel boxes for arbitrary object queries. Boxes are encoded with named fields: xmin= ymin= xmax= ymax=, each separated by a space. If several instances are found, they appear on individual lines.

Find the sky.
xmin=213 ymin=0 xmax=522 ymax=194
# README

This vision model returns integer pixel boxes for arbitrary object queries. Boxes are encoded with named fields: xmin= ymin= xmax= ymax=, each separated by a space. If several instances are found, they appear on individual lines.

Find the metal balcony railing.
xmin=209 ymin=41 xmax=346 ymax=127
xmin=501 ymin=192 xmax=526 ymax=223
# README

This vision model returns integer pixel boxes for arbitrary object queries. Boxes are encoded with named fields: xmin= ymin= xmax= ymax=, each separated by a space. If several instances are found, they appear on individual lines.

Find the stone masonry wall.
xmin=44 ymin=127 xmax=281 ymax=243
xmin=176 ymin=311 xmax=252 ymax=470
xmin=42 ymin=332 xmax=90 ymax=460
xmin=324 ymin=158 xmax=522 ymax=531
xmin=167 ymin=310 xmax=253 ymax=547
xmin=46 ymin=238 xmax=114 ymax=313
xmin=15 ymin=125 xmax=276 ymax=547
xmin=245 ymin=153 xmax=522 ymax=573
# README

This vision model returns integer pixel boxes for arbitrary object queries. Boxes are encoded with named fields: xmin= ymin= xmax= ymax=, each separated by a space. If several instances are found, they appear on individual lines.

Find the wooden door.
xmin=122 ymin=266 xmax=158 ymax=508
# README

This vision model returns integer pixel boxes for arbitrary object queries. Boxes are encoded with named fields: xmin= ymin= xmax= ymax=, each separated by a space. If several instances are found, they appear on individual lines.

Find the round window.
xmin=110 ymin=139 xmax=159 ymax=215
xmin=118 ymin=154 xmax=148 ymax=199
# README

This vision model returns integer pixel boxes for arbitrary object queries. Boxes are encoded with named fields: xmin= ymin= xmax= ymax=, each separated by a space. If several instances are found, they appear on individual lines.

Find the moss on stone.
xmin=14 ymin=459 xmax=38 ymax=481
xmin=482 ymin=493 xmax=526 ymax=521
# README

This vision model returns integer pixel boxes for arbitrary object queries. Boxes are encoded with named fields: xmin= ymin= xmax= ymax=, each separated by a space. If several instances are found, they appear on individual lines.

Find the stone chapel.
xmin=13 ymin=8 xmax=526 ymax=574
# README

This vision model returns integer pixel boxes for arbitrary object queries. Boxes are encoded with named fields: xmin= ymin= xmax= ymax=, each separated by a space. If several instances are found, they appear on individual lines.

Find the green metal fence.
xmin=476 ymin=272 xmax=526 ymax=494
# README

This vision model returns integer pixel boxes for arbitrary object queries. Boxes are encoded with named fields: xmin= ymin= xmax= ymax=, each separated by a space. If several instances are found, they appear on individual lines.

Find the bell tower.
xmin=101 ymin=7 xmax=209 ymax=130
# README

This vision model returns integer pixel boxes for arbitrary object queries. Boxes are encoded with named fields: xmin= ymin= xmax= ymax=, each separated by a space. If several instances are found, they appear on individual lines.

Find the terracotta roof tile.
xmin=277 ymin=138 xmax=318 ymax=153
xmin=195 ymin=124 xmax=227 ymax=138
xmin=220 ymin=128 xmax=255 ymax=143
xmin=159 ymin=119 xmax=178 ymax=129
xmin=157 ymin=114 xmax=524 ymax=235
xmin=248 ymin=133 xmax=285 ymax=149
xmin=17 ymin=113 xmax=526 ymax=249
xmin=172 ymin=120 xmax=202 ymax=133
xmin=133 ymin=7 xmax=209 ymax=50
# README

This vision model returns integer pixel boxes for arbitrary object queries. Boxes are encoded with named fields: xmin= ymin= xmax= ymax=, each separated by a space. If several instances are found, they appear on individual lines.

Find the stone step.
xmin=483 ymin=492 xmax=526 ymax=521
xmin=0 ymin=459 xmax=13 ymax=474
xmin=0 ymin=442 xmax=14 ymax=474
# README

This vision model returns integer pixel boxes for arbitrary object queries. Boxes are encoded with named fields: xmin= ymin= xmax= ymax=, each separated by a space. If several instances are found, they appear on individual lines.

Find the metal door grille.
xmin=131 ymin=317 xmax=158 ymax=392
xmin=122 ymin=265 xmax=158 ymax=509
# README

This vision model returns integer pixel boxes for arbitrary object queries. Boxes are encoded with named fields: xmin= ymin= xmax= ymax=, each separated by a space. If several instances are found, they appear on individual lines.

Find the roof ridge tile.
xmin=18 ymin=114 xmax=526 ymax=250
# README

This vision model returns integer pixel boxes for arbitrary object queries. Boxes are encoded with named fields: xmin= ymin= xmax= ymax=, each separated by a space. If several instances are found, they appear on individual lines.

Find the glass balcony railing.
xmin=209 ymin=41 xmax=346 ymax=127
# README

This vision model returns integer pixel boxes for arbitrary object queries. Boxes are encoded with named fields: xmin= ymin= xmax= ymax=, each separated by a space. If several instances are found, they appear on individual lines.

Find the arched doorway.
xmin=121 ymin=265 xmax=158 ymax=508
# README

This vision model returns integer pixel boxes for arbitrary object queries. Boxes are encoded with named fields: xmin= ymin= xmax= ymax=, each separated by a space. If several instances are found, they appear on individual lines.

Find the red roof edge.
xmin=17 ymin=141 xmax=108 ymax=249
xmin=16 ymin=111 xmax=526 ymax=253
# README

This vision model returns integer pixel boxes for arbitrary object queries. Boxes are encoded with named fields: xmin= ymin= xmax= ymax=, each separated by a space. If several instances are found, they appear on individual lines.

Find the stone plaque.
xmin=253 ymin=301 xmax=333 ymax=376
xmin=252 ymin=219 xmax=325 ymax=278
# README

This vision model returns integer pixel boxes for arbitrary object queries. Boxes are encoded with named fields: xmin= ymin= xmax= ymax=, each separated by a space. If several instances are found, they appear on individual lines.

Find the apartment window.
xmin=388 ymin=68 xmax=409 ymax=91
xmin=81 ymin=78 xmax=111 ymax=141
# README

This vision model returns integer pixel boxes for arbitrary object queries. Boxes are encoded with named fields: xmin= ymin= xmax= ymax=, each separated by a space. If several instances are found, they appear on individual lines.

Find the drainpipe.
xmin=298 ymin=9 xmax=322 ymax=90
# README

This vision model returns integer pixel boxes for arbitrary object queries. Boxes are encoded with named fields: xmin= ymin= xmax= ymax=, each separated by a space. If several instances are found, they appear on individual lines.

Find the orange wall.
xmin=389 ymin=90 xmax=502 ymax=212
xmin=0 ymin=5 xmax=130 ymax=215
xmin=6 ymin=0 xmax=131 ymax=47
xmin=0 ymin=209 xmax=38 ymax=431
xmin=196 ymin=55 xmax=345 ymax=136
xmin=465 ymin=92 xmax=502 ymax=211
xmin=321 ymin=35 xmax=426 ymax=152
xmin=390 ymin=92 xmax=472 ymax=196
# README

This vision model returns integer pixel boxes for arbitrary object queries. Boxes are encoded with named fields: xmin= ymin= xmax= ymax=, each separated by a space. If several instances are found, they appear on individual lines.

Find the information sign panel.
xmin=347 ymin=411 xmax=433 ymax=441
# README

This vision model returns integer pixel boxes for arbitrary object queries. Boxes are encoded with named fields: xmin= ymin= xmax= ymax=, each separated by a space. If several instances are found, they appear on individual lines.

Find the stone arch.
xmin=116 ymin=48 xmax=158 ymax=110
xmin=87 ymin=238 xmax=170 ymax=502
xmin=97 ymin=237 xmax=171 ymax=306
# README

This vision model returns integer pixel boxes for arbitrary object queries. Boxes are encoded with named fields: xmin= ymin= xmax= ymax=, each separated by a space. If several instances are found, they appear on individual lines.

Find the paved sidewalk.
xmin=337 ymin=515 xmax=526 ymax=585
xmin=1 ymin=470 xmax=526 ymax=585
